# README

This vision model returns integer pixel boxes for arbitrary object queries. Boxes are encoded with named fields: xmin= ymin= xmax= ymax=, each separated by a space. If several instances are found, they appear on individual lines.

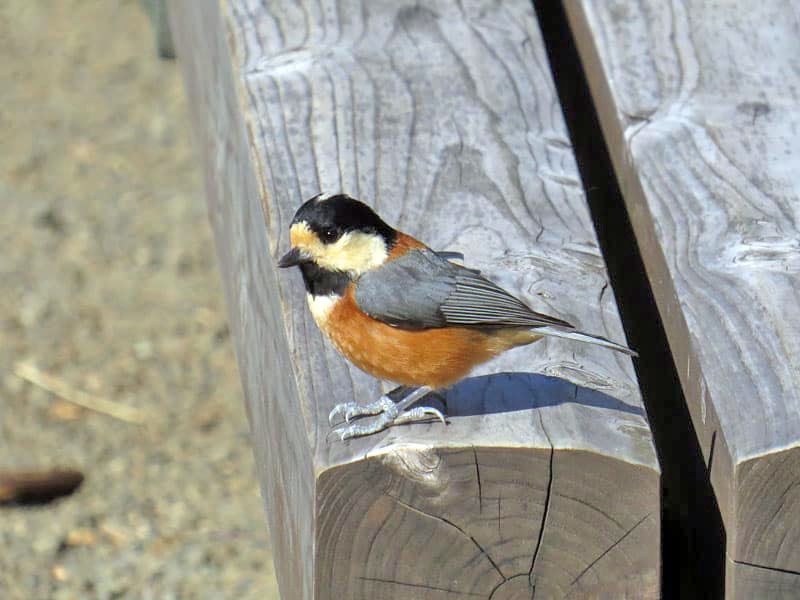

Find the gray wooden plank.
xmin=171 ymin=1 xmax=660 ymax=598
xmin=566 ymin=0 xmax=800 ymax=595
xmin=168 ymin=4 xmax=315 ymax=598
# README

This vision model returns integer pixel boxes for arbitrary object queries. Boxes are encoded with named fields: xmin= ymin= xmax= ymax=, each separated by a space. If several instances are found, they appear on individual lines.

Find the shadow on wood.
xmin=443 ymin=372 xmax=645 ymax=418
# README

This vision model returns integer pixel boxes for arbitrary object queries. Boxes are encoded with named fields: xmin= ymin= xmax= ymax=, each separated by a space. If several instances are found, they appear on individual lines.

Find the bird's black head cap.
xmin=291 ymin=193 xmax=396 ymax=246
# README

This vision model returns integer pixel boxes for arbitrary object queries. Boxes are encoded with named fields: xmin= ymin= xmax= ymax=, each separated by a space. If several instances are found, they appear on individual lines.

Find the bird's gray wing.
xmin=434 ymin=250 xmax=464 ymax=261
xmin=355 ymin=248 xmax=573 ymax=330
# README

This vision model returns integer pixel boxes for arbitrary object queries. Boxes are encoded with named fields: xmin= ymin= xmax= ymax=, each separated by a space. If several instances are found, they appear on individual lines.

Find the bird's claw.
xmin=328 ymin=396 xmax=395 ymax=425
xmin=331 ymin=401 xmax=447 ymax=441
xmin=394 ymin=406 xmax=447 ymax=426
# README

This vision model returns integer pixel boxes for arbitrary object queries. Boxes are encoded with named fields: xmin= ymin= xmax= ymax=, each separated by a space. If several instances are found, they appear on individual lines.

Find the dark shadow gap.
xmin=532 ymin=2 xmax=726 ymax=598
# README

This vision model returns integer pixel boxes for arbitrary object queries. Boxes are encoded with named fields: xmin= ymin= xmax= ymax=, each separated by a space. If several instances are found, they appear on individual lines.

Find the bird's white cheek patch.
xmin=318 ymin=231 xmax=389 ymax=274
xmin=307 ymin=293 xmax=341 ymax=327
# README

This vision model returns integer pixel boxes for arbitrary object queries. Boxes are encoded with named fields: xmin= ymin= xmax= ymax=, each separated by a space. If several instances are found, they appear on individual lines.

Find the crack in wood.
xmin=388 ymin=493 xmax=506 ymax=582
xmin=472 ymin=445 xmax=483 ymax=514
xmin=767 ymin=480 xmax=800 ymax=528
xmin=497 ymin=490 xmax=502 ymax=542
xmin=486 ymin=573 xmax=536 ymax=600
xmin=569 ymin=512 xmax=652 ymax=587
xmin=529 ymin=411 xmax=554 ymax=584
xmin=598 ymin=281 xmax=608 ymax=304
xmin=707 ymin=429 xmax=716 ymax=476
xmin=555 ymin=492 xmax=624 ymax=529
xmin=731 ymin=558 xmax=800 ymax=577
xmin=357 ymin=575 xmax=485 ymax=596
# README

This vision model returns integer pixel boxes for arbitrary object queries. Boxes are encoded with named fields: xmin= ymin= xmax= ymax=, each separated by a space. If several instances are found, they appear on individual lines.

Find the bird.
xmin=278 ymin=193 xmax=635 ymax=440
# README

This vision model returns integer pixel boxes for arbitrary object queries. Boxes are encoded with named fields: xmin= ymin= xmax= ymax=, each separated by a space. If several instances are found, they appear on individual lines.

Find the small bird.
xmin=279 ymin=193 xmax=635 ymax=439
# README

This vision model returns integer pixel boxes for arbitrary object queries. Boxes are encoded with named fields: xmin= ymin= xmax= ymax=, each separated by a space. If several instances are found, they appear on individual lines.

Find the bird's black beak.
xmin=278 ymin=247 xmax=311 ymax=268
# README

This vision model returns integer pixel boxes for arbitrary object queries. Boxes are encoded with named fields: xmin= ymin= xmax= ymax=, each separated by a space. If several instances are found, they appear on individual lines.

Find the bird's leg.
xmin=329 ymin=386 xmax=446 ymax=440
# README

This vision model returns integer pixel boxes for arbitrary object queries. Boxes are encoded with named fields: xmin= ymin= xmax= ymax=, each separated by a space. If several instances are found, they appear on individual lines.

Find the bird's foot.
xmin=328 ymin=396 xmax=396 ymax=425
xmin=329 ymin=388 xmax=446 ymax=440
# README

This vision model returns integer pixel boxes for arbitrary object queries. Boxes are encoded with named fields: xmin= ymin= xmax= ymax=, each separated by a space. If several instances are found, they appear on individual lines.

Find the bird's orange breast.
xmin=313 ymin=286 xmax=538 ymax=389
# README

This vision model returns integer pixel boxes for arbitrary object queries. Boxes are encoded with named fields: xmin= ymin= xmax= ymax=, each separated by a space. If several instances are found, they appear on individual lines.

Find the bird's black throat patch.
xmin=299 ymin=262 xmax=351 ymax=296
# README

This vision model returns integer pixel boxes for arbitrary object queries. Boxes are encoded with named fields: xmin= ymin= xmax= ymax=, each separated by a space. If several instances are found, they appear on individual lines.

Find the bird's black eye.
xmin=319 ymin=228 xmax=339 ymax=244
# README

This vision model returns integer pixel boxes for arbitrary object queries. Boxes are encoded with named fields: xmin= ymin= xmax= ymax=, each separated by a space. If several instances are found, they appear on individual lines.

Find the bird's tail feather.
xmin=534 ymin=326 xmax=637 ymax=357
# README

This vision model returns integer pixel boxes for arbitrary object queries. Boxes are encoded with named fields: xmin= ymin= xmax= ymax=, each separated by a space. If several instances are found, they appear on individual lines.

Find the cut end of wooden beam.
xmin=315 ymin=447 xmax=658 ymax=598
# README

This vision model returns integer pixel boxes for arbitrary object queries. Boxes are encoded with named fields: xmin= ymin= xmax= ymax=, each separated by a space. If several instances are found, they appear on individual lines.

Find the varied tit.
xmin=278 ymin=193 xmax=635 ymax=440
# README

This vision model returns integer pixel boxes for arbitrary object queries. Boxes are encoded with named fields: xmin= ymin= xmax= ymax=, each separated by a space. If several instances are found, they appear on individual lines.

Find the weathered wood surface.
xmin=171 ymin=1 xmax=660 ymax=598
xmin=565 ymin=0 xmax=800 ymax=596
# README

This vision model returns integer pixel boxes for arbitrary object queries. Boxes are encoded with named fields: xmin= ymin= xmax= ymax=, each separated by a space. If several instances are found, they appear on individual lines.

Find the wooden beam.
xmin=565 ymin=0 xmax=800 ymax=595
xmin=170 ymin=1 xmax=660 ymax=598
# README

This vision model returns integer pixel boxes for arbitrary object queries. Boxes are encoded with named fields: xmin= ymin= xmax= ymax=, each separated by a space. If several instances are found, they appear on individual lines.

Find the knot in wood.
xmin=379 ymin=446 xmax=445 ymax=489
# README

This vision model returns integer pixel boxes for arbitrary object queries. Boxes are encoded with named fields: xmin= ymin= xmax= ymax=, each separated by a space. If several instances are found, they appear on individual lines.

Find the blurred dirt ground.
xmin=0 ymin=1 xmax=279 ymax=598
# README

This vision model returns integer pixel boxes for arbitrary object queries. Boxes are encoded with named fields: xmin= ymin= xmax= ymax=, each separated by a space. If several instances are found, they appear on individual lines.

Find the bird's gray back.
xmin=355 ymin=248 xmax=454 ymax=329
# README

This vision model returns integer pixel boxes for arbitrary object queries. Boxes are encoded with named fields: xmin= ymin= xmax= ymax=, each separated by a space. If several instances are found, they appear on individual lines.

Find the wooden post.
xmin=170 ymin=1 xmax=660 ymax=598
xmin=566 ymin=0 xmax=800 ymax=596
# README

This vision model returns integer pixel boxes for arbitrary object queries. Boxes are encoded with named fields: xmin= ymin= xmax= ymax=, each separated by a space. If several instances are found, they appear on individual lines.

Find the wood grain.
xmin=566 ymin=0 xmax=800 ymax=595
xmin=171 ymin=1 xmax=660 ymax=598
